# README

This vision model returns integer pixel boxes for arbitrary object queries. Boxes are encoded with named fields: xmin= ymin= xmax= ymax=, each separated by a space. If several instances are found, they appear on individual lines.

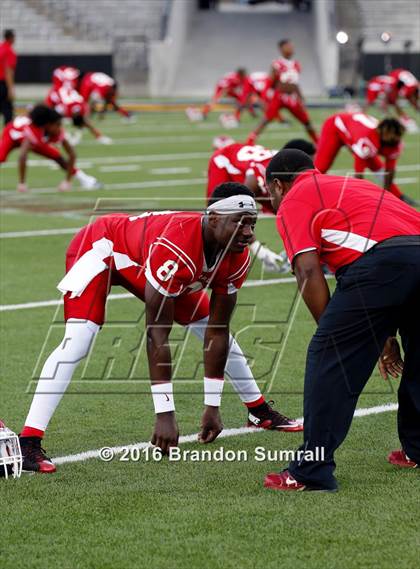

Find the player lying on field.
xmin=19 ymin=183 xmax=302 ymax=473
xmin=46 ymin=67 xmax=112 ymax=145
xmin=0 ymin=104 xmax=101 ymax=192
xmin=208 ymin=137 xmax=315 ymax=272
xmin=247 ymin=39 xmax=318 ymax=145
xmin=314 ymin=112 xmax=418 ymax=206
xmin=79 ymin=71 xmax=133 ymax=121
xmin=364 ymin=68 xmax=418 ymax=130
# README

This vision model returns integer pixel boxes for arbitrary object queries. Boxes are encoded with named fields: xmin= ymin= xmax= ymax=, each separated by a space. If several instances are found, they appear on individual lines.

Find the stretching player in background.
xmin=314 ymin=111 xmax=418 ymax=206
xmin=0 ymin=104 xmax=101 ymax=192
xmin=19 ymin=183 xmax=302 ymax=473
xmin=186 ymin=69 xmax=255 ymax=127
xmin=46 ymin=79 xmax=112 ymax=146
xmin=247 ymin=39 xmax=318 ymax=144
xmin=79 ymin=71 xmax=133 ymax=121
xmin=207 ymin=138 xmax=314 ymax=271
xmin=364 ymin=69 xmax=418 ymax=131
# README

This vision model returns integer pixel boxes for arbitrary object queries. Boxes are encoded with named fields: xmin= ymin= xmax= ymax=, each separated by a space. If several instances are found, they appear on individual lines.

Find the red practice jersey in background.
xmin=46 ymin=85 xmax=88 ymax=118
xmin=79 ymin=72 xmax=116 ymax=101
xmin=207 ymin=143 xmax=275 ymax=213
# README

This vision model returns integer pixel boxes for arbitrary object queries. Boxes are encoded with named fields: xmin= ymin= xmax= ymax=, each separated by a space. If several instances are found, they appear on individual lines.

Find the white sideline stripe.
xmin=0 ymin=277 xmax=303 ymax=312
xmin=0 ymin=227 xmax=81 ymax=238
xmin=53 ymin=403 xmax=398 ymax=465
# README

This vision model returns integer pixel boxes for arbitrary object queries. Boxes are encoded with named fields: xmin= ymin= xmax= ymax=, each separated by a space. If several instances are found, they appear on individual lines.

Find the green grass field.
xmin=1 ymin=106 xmax=419 ymax=569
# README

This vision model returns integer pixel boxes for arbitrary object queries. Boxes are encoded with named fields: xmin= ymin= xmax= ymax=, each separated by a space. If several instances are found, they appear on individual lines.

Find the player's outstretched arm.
xmin=145 ymin=281 xmax=179 ymax=454
xmin=198 ymin=292 xmax=236 ymax=444
xmin=61 ymin=138 xmax=76 ymax=181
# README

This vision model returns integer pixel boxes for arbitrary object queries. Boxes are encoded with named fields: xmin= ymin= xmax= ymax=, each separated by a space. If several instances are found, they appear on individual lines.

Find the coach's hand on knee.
xmin=151 ymin=412 xmax=179 ymax=455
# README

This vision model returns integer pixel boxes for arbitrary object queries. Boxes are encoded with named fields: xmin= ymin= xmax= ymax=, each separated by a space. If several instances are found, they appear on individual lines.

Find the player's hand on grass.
xmin=58 ymin=180 xmax=72 ymax=192
xmin=378 ymin=336 xmax=404 ymax=380
xmin=198 ymin=406 xmax=223 ymax=444
xmin=17 ymin=182 xmax=28 ymax=193
xmin=151 ymin=411 xmax=179 ymax=455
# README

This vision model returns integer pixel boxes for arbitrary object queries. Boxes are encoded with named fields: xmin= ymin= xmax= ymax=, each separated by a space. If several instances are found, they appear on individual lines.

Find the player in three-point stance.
xmin=19 ymin=183 xmax=302 ymax=473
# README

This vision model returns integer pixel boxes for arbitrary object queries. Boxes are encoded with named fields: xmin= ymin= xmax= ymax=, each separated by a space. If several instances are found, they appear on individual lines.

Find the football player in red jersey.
xmin=365 ymin=69 xmax=418 ymax=126
xmin=18 ymin=183 xmax=302 ymax=473
xmin=207 ymin=142 xmax=290 ymax=272
xmin=78 ymin=71 xmax=132 ymax=120
xmin=52 ymin=65 xmax=80 ymax=90
xmin=247 ymin=39 xmax=318 ymax=145
xmin=46 ymin=82 xmax=112 ymax=145
xmin=186 ymin=69 xmax=255 ymax=126
xmin=0 ymin=104 xmax=101 ymax=192
xmin=314 ymin=112 xmax=417 ymax=206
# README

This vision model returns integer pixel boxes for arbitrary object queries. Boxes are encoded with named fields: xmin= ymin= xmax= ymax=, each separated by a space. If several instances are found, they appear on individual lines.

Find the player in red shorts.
xmin=78 ymin=71 xmax=132 ymax=120
xmin=314 ymin=111 xmax=417 ymax=205
xmin=18 ymin=183 xmax=302 ymax=473
xmin=247 ymin=39 xmax=318 ymax=144
xmin=46 ymin=83 xmax=112 ymax=145
xmin=207 ymin=141 xmax=294 ymax=272
xmin=0 ymin=104 xmax=101 ymax=192
xmin=365 ymin=69 xmax=418 ymax=131
xmin=186 ymin=69 xmax=255 ymax=126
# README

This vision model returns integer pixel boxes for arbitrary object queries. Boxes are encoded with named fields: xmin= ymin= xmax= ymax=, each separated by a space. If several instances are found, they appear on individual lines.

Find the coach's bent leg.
xmin=24 ymin=319 xmax=99 ymax=432
xmin=397 ymin=291 xmax=420 ymax=464
xmin=288 ymin=294 xmax=396 ymax=489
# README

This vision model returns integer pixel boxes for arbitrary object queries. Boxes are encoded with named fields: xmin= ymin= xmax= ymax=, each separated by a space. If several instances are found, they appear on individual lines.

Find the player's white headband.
xmin=206 ymin=195 xmax=257 ymax=215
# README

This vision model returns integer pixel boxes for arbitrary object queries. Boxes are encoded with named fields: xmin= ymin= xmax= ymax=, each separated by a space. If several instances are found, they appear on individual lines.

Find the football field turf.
xmin=1 ymin=106 xmax=419 ymax=569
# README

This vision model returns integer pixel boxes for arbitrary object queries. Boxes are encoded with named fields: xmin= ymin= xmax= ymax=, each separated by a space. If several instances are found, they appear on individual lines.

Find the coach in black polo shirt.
xmin=263 ymin=149 xmax=420 ymax=492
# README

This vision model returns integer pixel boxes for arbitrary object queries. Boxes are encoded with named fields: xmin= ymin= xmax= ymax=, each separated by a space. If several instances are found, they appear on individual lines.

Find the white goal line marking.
xmin=53 ymin=402 xmax=398 ymax=465
xmin=0 ymin=277 xmax=304 ymax=312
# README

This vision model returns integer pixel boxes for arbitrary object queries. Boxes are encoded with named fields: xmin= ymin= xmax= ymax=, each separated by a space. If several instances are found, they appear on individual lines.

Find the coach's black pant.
xmin=0 ymin=80 xmax=14 ymax=125
xmin=288 ymin=236 xmax=420 ymax=490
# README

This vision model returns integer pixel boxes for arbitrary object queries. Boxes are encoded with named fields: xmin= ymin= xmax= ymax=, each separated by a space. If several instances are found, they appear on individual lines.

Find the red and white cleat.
xmin=388 ymin=449 xmax=418 ymax=468
xmin=19 ymin=436 xmax=56 ymax=474
xmin=264 ymin=470 xmax=306 ymax=491
xmin=247 ymin=401 xmax=303 ymax=432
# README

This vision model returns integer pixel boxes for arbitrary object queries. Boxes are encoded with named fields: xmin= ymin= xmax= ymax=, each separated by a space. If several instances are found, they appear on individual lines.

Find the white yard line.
xmin=0 ymin=277 xmax=303 ymax=312
xmin=99 ymin=165 xmax=141 ymax=172
xmin=53 ymin=402 xmax=398 ymax=465
xmin=0 ymin=227 xmax=81 ymax=238
xmin=150 ymin=167 xmax=192 ymax=175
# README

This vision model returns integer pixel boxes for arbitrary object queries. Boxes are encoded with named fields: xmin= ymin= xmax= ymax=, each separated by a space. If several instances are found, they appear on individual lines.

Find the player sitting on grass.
xmin=314 ymin=111 xmax=418 ymax=206
xmin=78 ymin=71 xmax=133 ymax=121
xmin=19 ymin=183 xmax=302 ymax=473
xmin=0 ymin=104 xmax=101 ymax=192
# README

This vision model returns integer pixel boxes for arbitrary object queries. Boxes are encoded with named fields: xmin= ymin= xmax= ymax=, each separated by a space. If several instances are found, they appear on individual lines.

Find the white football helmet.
xmin=0 ymin=420 xmax=22 ymax=479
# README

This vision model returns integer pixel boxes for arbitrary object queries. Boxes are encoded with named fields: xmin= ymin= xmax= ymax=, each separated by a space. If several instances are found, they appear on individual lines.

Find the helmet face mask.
xmin=0 ymin=422 xmax=23 ymax=479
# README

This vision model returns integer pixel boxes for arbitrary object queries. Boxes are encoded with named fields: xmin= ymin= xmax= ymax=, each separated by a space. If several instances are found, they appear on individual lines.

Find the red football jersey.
xmin=52 ymin=66 xmax=80 ymax=89
xmin=216 ymin=72 xmax=250 ymax=95
xmin=211 ymin=143 xmax=275 ymax=182
xmin=247 ymin=72 xmax=273 ymax=95
xmin=79 ymin=72 xmax=115 ymax=101
xmin=389 ymin=68 xmax=418 ymax=98
xmin=46 ymin=85 xmax=88 ymax=118
xmin=58 ymin=212 xmax=251 ymax=298
xmin=277 ymin=170 xmax=420 ymax=272
xmin=3 ymin=115 xmax=64 ymax=146
xmin=330 ymin=112 xmax=401 ymax=172
xmin=272 ymin=57 xmax=301 ymax=84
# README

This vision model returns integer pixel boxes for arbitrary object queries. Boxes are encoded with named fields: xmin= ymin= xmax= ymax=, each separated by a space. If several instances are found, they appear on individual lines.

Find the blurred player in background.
xmin=364 ymin=69 xmax=418 ymax=131
xmin=247 ymin=39 xmax=318 ymax=144
xmin=18 ymin=183 xmax=302 ymax=473
xmin=0 ymin=29 xmax=17 ymax=125
xmin=186 ymin=68 xmax=255 ymax=127
xmin=314 ymin=112 xmax=417 ymax=206
xmin=0 ymin=104 xmax=101 ymax=192
xmin=78 ymin=71 xmax=133 ymax=121
xmin=207 ymin=139 xmax=313 ymax=272
xmin=46 ymin=67 xmax=112 ymax=145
